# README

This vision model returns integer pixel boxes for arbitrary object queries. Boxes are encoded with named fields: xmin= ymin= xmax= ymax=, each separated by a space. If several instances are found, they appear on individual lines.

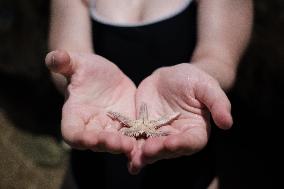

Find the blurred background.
xmin=0 ymin=0 xmax=283 ymax=188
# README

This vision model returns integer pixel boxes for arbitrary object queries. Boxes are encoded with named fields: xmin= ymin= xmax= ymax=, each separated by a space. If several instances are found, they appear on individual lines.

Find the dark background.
xmin=0 ymin=0 xmax=283 ymax=188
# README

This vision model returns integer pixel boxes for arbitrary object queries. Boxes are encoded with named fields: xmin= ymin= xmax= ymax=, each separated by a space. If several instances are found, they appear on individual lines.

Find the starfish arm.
xmin=119 ymin=127 xmax=129 ymax=135
xmin=146 ymin=131 xmax=169 ymax=138
xmin=107 ymin=111 xmax=133 ymax=127
xmin=120 ymin=127 xmax=145 ymax=138
xmin=151 ymin=112 xmax=180 ymax=129
xmin=138 ymin=102 xmax=148 ymax=121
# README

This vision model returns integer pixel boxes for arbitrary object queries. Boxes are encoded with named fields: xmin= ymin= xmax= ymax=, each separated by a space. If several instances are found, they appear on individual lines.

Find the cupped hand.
xmin=45 ymin=50 xmax=136 ymax=155
xmin=129 ymin=63 xmax=233 ymax=174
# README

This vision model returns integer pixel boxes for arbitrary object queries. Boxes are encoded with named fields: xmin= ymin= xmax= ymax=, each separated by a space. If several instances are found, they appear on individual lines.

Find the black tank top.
xmin=92 ymin=2 xmax=197 ymax=85
xmin=70 ymin=2 xmax=215 ymax=189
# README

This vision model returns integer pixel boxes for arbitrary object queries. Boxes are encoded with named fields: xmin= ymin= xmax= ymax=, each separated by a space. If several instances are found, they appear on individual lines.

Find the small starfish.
xmin=107 ymin=103 xmax=180 ymax=138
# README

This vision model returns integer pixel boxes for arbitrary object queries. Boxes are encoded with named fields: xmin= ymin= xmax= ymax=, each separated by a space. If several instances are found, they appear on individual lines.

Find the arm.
xmin=129 ymin=0 xmax=253 ymax=173
xmin=45 ymin=0 xmax=137 ymax=154
xmin=191 ymin=0 xmax=253 ymax=91
xmin=49 ymin=0 xmax=93 ymax=52
xmin=48 ymin=0 xmax=93 ymax=93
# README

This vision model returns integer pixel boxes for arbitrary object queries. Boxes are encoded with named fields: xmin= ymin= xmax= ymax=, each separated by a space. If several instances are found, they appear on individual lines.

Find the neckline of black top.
xmin=90 ymin=0 xmax=196 ymax=29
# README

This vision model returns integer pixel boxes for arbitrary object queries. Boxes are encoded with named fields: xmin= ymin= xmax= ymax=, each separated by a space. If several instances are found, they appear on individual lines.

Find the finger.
xmin=128 ymin=150 xmax=143 ymax=175
xmin=141 ymin=129 xmax=208 ymax=164
xmin=196 ymin=82 xmax=233 ymax=129
xmin=45 ymin=50 xmax=74 ymax=77
xmin=96 ymin=131 xmax=123 ymax=153
xmin=92 ymin=131 xmax=134 ymax=154
xmin=163 ymin=131 xmax=208 ymax=156
xmin=141 ymin=137 xmax=169 ymax=164
xmin=127 ymin=140 xmax=145 ymax=175
xmin=121 ymin=135 xmax=136 ymax=155
xmin=71 ymin=130 xmax=98 ymax=150
xmin=129 ymin=134 xmax=183 ymax=170
xmin=128 ymin=137 xmax=169 ymax=174
xmin=103 ymin=121 xmax=135 ymax=154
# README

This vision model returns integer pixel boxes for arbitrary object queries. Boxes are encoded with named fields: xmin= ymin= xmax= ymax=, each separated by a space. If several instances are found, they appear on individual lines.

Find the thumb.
xmin=45 ymin=50 xmax=74 ymax=77
xmin=196 ymin=81 xmax=233 ymax=129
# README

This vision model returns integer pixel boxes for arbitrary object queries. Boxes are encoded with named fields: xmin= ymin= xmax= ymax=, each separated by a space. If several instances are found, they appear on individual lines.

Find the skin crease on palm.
xmin=45 ymin=50 xmax=233 ymax=175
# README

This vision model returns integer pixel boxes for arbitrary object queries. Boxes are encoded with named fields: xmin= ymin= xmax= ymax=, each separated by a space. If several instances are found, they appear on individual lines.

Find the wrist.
xmin=190 ymin=56 xmax=237 ymax=91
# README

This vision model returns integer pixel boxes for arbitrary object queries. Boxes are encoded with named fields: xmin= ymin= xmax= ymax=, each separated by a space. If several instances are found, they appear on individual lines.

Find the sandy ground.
xmin=0 ymin=110 xmax=69 ymax=189
xmin=0 ymin=71 xmax=69 ymax=189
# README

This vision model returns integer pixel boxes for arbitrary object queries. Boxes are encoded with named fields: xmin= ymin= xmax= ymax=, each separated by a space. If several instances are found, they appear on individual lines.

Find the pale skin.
xmin=46 ymin=0 xmax=253 ymax=179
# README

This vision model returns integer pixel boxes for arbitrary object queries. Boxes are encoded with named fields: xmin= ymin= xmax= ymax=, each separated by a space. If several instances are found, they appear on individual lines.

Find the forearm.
xmin=48 ymin=0 xmax=93 ymax=93
xmin=48 ymin=0 xmax=93 ymax=52
xmin=191 ymin=0 xmax=253 ymax=91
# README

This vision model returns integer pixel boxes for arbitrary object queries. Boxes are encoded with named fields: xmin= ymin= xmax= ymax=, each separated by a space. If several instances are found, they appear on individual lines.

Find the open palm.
xmin=45 ymin=51 xmax=136 ymax=155
xmin=129 ymin=63 xmax=233 ymax=173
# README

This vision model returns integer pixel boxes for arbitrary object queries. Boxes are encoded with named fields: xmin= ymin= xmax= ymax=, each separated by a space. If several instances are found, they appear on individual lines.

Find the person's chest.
xmin=90 ymin=0 xmax=192 ymax=25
